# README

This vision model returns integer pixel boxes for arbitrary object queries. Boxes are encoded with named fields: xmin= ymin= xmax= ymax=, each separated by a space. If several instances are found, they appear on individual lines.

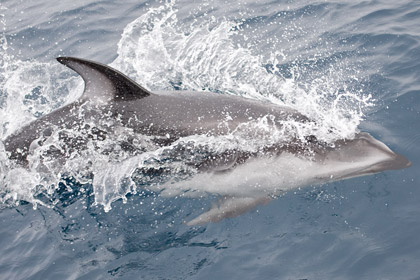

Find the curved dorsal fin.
xmin=57 ymin=57 xmax=151 ymax=103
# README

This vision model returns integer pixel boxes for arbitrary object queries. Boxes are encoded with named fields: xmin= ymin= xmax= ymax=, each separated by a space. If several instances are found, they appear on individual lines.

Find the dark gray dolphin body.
xmin=2 ymin=57 xmax=411 ymax=225
xmin=4 ymin=57 xmax=308 ymax=166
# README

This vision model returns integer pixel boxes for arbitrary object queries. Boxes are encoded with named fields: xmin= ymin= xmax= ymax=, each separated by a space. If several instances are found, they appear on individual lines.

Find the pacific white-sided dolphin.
xmin=2 ymin=57 xmax=411 ymax=225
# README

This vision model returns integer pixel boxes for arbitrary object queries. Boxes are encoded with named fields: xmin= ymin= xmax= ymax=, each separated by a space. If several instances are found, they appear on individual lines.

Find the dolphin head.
xmin=313 ymin=132 xmax=411 ymax=181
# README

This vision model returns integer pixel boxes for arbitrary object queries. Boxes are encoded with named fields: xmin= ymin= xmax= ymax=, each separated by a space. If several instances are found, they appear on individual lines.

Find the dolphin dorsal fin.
xmin=57 ymin=57 xmax=151 ymax=104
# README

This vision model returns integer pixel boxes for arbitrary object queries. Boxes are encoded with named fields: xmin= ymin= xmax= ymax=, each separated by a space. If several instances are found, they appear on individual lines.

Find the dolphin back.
xmin=56 ymin=57 xmax=152 ymax=103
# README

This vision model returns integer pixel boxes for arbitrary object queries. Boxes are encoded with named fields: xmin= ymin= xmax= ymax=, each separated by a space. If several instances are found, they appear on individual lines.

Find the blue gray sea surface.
xmin=0 ymin=0 xmax=419 ymax=279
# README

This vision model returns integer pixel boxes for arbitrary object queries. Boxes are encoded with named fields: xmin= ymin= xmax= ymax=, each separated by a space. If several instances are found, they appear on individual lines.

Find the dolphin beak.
xmin=336 ymin=152 xmax=411 ymax=181
xmin=387 ymin=153 xmax=411 ymax=170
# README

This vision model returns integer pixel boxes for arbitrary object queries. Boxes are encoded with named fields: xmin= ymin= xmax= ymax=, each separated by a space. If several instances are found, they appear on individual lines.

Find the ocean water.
xmin=0 ymin=0 xmax=419 ymax=279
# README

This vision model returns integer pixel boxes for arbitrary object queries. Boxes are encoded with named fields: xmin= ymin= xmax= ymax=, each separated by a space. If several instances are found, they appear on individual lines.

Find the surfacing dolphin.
xmin=2 ymin=57 xmax=411 ymax=225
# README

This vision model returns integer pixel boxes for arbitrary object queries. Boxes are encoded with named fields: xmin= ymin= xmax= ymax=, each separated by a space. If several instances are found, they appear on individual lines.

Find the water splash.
xmin=113 ymin=1 xmax=373 ymax=142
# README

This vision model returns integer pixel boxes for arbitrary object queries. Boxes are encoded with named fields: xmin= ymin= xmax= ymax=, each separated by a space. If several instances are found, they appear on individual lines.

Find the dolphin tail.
xmin=185 ymin=196 xmax=272 ymax=226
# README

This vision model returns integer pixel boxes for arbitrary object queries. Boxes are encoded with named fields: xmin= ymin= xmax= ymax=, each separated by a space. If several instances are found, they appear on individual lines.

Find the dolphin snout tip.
xmin=392 ymin=153 xmax=411 ymax=170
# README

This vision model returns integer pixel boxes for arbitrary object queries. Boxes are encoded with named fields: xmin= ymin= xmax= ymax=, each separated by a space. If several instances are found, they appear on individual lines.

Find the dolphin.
xmin=2 ymin=57 xmax=411 ymax=225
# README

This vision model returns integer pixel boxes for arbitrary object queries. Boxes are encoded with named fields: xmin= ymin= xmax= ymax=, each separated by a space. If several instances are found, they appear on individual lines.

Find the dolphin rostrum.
xmin=2 ymin=57 xmax=411 ymax=225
